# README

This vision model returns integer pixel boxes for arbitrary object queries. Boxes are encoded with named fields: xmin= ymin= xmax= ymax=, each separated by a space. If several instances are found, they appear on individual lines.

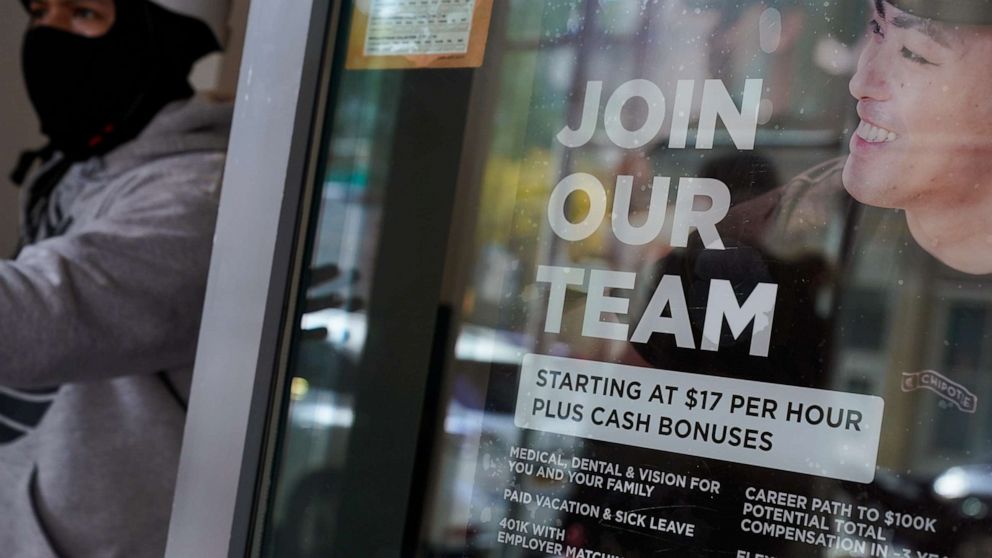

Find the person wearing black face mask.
xmin=0 ymin=0 xmax=232 ymax=556
xmin=20 ymin=0 xmax=217 ymax=157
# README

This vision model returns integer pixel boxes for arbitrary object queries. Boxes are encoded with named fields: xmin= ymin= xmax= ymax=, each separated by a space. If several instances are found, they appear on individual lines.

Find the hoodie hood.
xmin=98 ymin=95 xmax=233 ymax=177
xmin=19 ymin=0 xmax=224 ymax=159
xmin=18 ymin=0 xmax=230 ymax=45
xmin=149 ymin=0 xmax=230 ymax=46
xmin=19 ymin=95 xmax=232 ymax=245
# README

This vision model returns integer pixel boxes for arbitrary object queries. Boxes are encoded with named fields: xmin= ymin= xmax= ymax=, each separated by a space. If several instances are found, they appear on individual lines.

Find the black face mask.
xmin=20 ymin=0 xmax=218 ymax=160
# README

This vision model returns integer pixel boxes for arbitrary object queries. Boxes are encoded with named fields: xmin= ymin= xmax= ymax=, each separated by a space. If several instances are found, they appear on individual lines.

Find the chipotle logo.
xmin=902 ymin=371 xmax=978 ymax=414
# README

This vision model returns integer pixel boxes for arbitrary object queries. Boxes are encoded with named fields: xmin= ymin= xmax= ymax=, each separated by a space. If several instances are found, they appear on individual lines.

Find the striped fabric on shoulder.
xmin=0 ymin=386 xmax=59 ymax=444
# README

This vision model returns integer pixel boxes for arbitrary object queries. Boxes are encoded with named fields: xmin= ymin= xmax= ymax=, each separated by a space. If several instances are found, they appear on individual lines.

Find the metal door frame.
xmin=165 ymin=0 xmax=339 ymax=555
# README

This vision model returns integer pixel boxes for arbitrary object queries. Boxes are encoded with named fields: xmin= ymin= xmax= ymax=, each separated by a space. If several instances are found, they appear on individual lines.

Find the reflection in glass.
xmin=257 ymin=1 xmax=992 ymax=557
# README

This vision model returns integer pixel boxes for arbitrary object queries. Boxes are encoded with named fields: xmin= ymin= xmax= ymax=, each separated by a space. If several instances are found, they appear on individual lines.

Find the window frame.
xmin=164 ymin=0 xmax=341 ymax=556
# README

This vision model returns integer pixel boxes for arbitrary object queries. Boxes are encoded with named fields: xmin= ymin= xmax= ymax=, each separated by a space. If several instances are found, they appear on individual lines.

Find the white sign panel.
xmin=515 ymin=354 xmax=884 ymax=483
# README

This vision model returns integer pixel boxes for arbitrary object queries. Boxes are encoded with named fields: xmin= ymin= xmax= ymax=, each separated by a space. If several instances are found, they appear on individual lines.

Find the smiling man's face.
xmin=842 ymin=0 xmax=992 ymax=211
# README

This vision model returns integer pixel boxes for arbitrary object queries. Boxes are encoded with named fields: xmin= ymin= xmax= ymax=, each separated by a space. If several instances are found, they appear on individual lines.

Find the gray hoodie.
xmin=0 ymin=97 xmax=232 ymax=557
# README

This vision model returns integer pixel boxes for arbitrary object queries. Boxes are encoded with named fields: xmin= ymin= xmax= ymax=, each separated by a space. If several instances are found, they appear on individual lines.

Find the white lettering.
xmin=547 ymin=173 xmax=608 ymax=242
xmin=536 ymin=266 xmax=586 ymax=334
xmin=583 ymin=270 xmax=636 ymax=341
xmin=630 ymin=274 xmax=695 ymax=348
xmin=557 ymin=81 xmax=604 ymax=148
xmin=702 ymin=280 xmax=778 ymax=357
xmin=671 ymin=177 xmax=731 ymax=249
xmin=604 ymin=79 xmax=667 ymax=149
xmin=696 ymin=79 xmax=763 ymax=150
xmin=613 ymin=176 xmax=671 ymax=246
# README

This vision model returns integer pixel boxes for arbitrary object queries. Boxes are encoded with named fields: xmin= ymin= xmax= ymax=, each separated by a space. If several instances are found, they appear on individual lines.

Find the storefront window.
xmin=254 ymin=1 xmax=992 ymax=556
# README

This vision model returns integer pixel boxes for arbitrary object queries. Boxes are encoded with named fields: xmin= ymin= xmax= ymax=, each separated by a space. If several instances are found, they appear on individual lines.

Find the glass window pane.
xmin=256 ymin=1 xmax=992 ymax=557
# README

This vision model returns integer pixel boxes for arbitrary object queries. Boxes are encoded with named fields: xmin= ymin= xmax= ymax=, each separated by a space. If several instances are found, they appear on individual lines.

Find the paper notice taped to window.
xmin=346 ymin=0 xmax=494 ymax=70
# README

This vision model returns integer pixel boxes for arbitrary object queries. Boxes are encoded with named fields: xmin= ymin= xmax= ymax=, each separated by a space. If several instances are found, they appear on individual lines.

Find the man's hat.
xmin=888 ymin=0 xmax=992 ymax=25
xmin=19 ymin=0 xmax=231 ymax=45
